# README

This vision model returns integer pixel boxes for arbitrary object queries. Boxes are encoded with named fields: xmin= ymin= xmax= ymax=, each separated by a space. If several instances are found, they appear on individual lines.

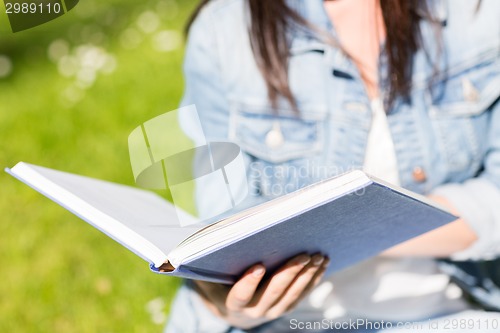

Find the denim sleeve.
xmin=164 ymin=281 xmax=242 ymax=333
xmin=167 ymin=7 xmax=233 ymax=333
xmin=432 ymin=98 xmax=500 ymax=260
xmin=167 ymin=7 xmax=255 ymax=333
xmin=179 ymin=6 xmax=229 ymax=144
xmin=178 ymin=2 xmax=264 ymax=221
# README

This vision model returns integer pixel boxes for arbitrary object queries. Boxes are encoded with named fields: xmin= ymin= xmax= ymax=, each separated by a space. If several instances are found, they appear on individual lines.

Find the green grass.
xmin=0 ymin=1 xmax=199 ymax=331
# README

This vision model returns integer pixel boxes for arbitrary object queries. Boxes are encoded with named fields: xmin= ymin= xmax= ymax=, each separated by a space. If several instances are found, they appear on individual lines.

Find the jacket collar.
xmin=286 ymin=0 xmax=448 ymax=29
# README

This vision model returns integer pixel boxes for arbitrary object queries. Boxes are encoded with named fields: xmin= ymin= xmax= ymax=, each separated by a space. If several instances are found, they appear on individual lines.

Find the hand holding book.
xmin=194 ymin=254 xmax=329 ymax=330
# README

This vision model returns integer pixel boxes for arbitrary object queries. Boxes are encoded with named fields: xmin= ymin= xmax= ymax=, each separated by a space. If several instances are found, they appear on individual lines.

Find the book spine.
xmin=148 ymin=263 xmax=235 ymax=284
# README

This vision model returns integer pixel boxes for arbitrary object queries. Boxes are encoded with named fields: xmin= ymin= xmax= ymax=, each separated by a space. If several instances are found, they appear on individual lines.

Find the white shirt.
xmin=363 ymin=98 xmax=400 ymax=185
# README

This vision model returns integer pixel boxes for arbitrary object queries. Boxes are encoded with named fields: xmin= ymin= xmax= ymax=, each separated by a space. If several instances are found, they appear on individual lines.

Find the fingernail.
xmin=323 ymin=257 xmax=331 ymax=267
xmin=294 ymin=255 xmax=311 ymax=266
xmin=253 ymin=266 xmax=265 ymax=277
xmin=312 ymin=255 xmax=324 ymax=266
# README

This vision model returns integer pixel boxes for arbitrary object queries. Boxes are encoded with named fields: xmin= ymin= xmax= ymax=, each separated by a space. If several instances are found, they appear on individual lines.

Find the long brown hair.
xmin=187 ymin=0 xmax=439 ymax=110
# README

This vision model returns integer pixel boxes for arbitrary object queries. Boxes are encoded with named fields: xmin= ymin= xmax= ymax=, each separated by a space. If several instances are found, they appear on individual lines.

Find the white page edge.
xmin=6 ymin=162 xmax=168 ymax=268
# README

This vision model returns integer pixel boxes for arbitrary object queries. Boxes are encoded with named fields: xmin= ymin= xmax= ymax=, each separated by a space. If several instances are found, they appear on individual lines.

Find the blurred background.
xmin=0 ymin=1 xmax=198 ymax=331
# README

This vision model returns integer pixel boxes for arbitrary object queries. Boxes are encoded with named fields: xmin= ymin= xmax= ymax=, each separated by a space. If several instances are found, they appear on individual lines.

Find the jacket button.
xmin=412 ymin=166 xmax=427 ymax=183
xmin=265 ymin=122 xmax=284 ymax=149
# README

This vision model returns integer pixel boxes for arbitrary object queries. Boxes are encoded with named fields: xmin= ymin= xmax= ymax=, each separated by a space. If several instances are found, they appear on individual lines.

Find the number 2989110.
xmin=5 ymin=2 xmax=62 ymax=14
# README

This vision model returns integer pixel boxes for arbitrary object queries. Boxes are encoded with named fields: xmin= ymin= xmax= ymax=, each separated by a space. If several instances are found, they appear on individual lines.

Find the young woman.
xmin=166 ymin=0 xmax=500 ymax=332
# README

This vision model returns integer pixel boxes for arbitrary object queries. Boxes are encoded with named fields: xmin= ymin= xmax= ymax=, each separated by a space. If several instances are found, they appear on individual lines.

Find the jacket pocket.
xmin=429 ymin=52 xmax=500 ymax=117
xmin=229 ymin=100 xmax=328 ymax=164
xmin=428 ymin=56 xmax=500 ymax=172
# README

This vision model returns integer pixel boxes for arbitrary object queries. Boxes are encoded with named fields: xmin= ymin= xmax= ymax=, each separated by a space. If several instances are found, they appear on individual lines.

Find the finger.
xmin=283 ymin=257 xmax=330 ymax=313
xmin=265 ymin=254 xmax=326 ymax=318
xmin=299 ymin=257 xmax=329 ymax=297
xmin=226 ymin=264 xmax=266 ymax=312
xmin=251 ymin=254 xmax=311 ymax=311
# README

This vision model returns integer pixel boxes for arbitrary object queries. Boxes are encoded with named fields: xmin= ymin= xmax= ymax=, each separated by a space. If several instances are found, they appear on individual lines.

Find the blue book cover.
xmin=153 ymin=177 xmax=456 ymax=283
xmin=7 ymin=163 xmax=456 ymax=284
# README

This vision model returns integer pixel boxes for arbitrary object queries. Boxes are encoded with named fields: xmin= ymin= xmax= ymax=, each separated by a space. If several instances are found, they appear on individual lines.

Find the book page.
xmin=9 ymin=163 xmax=200 ymax=266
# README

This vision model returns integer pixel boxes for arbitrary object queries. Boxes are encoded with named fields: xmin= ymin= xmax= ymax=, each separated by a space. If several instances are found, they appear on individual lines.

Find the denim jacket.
xmin=168 ymin=0 xmax=500 ymax=332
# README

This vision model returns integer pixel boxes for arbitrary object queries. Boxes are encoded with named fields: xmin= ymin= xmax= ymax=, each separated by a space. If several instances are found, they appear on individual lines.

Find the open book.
xmin=7 ymin=162 xmax=456 ymax=284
